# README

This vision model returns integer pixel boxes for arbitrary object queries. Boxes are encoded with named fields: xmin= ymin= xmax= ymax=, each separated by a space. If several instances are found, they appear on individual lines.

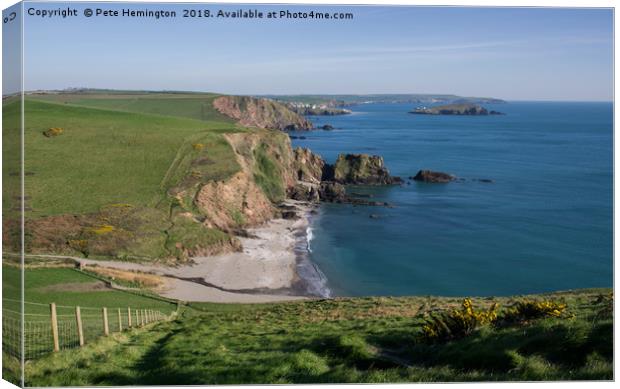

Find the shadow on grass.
xmin=379 ymin=318 xmax=613 ymax=378
xmin=87 ymin=316 xmax=612 ymax=385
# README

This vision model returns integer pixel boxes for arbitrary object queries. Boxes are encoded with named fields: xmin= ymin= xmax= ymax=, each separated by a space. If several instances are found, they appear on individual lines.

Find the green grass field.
xmin=2 ymin=264 xmax=179 ymax=385
xmin=28 ymin=92 xmax=235 ymax=123
xmin=2 ymin=93 xmax=250 ymax=262
xmin=17 ymin=98 xmax=240 ymax=216
xmin=8 ymin=289 xmax=612 ymax=385
xmin=2 ymin=266 xmax=177 ymax=316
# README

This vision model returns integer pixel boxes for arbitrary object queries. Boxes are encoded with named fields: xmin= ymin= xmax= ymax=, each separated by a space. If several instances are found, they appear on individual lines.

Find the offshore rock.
xmin=412 ymin=170 xmax=455 ymax=183
xmin=327 ymin=154 xmax=403 ymax=185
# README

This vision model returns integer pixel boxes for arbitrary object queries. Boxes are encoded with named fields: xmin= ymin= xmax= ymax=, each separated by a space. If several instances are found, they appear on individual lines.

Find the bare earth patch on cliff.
xmin=213 ymin=95 xmax=313 ymax=131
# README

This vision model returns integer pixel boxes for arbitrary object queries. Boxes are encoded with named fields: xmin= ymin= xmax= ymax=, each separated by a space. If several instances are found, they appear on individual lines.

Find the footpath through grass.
xmin=13 ymin=289 xmax=613 ymax=385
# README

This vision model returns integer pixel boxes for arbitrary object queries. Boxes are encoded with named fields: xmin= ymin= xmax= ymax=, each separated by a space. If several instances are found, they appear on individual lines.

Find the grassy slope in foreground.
xmin=15 ymin=289 xmax=613 ymax=385
xmin=2 ymin=265 xmax=179 ymax=385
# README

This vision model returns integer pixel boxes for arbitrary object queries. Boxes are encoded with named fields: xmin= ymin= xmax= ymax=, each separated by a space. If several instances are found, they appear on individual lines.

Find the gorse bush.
xmin=85 ymin=224 xmax=115 ymax=235
xmin=421 ymin=298 xmax=499 ymax=343
xmin=43 ymin=127 xmax=64 ymax=137
xmin=499 ymin=299 xmax=569 ymax=325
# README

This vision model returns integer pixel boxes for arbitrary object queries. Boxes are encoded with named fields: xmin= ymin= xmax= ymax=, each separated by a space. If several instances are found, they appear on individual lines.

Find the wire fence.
xmin=2 ymin=299 xmax=174 ymax=360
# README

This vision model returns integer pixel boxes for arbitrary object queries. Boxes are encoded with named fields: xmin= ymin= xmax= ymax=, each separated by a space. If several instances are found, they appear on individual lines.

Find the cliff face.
xmin=213 ymin=95 xmax=313 ymax=131
xmin=293 ymin=147 xmax=325 ymax=184
xmin=192 ymin=130 xmax=297 ymax=231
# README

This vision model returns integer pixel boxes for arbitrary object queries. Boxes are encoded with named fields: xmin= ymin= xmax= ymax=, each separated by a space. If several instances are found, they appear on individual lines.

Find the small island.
xmin=410 ymin=103 xmax=504 ymax=116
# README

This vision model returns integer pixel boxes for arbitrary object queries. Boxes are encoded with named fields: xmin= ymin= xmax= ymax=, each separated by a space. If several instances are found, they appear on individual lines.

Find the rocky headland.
xmin=213 ymin=95 xmax=313 ymax=131
xmin=410 ymin=103 xmax=504 ymax=116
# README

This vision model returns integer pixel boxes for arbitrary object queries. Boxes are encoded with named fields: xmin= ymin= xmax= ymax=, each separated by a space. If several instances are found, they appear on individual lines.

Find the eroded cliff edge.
xmin=213 ymin=95 xmax=313 ymax=131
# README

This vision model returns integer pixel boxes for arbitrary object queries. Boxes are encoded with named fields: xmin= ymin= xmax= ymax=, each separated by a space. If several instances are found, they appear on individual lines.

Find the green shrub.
xmin=592 ymin=293 xmax=613 ymax=320
xmin=421 ymin=298 xmax=498 ymax=343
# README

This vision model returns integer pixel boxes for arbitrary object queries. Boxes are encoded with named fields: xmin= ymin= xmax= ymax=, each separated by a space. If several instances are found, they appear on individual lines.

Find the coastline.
xmin=70 ymin=199 xmax=328 ymax=303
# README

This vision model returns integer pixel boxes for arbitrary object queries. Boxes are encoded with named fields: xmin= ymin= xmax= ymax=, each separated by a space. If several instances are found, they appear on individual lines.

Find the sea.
xmin=289 ymin=101 xmax=613 ymax=298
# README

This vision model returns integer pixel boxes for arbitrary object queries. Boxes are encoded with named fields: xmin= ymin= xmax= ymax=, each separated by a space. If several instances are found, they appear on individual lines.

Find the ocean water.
xmin=290 ymin=102 xmax=613 ymax=297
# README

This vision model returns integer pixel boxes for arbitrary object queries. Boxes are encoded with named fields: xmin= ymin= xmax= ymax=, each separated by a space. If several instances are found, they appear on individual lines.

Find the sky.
xmin=6 ymin=2 xmax=615 ymax=100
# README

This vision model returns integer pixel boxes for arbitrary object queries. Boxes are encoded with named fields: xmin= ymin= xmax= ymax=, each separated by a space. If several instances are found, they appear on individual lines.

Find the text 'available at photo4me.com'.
xmin=22 ymin=4 xmax=355 ymax=21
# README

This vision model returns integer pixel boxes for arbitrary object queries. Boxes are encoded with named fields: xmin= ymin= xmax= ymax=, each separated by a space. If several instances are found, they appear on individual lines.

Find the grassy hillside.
xmin=1 ymin=96 xmax=262 ymax=262
xmin=29 ymin=93 xmax=235 ymax=123
xmin=2 ymin=97 xmax=22 ymax=221
xmin=11 ymin=288 xmax=612 ymax=385
xmin=18 ymin=99 xmax=240 ymax=216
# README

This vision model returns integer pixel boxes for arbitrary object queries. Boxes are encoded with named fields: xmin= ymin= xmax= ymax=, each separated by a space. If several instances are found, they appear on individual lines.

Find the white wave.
xmin=306 ymin=226 xmax=314 ymax=253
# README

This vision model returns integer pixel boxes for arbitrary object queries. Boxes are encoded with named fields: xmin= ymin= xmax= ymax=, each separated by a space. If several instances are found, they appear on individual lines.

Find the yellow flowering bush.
xmin=43 ymin=127 xmax=64 ymax=137
xmin=421 ymin=298 xmax=499 ymax=343
xmin=85 ymin=224 xmax=115 ymax=235
xmin=499 ymin=299 xmax=568 ymax=325
xmin=192 ymin=143 xmax=205 ymax=151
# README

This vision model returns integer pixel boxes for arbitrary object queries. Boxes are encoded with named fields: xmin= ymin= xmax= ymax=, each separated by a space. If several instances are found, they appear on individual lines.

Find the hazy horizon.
xmin=4 ymin=3 xmax=613 ymax=101
xmin=12 ymin=88 xmax=613 ymax=103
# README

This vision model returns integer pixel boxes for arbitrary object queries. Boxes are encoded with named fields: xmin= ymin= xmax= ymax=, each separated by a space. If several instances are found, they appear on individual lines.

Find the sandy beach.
xmin=69 ymin=200 xmax=315 ymax=303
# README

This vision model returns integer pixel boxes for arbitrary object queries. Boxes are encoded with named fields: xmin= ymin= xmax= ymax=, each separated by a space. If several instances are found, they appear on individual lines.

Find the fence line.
xmin=2 ymin=300 xmax=174 ymax=360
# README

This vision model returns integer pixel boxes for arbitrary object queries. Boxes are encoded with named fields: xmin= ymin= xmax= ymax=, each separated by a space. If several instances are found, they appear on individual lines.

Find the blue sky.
xmin=14 ymin=2 xmax=615 ymax=100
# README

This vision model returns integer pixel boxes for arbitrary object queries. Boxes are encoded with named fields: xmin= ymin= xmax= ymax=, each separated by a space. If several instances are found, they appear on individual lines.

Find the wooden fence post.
xmin=102 ymin=307 xmax=109 ymax=336
xmin=76 ymin=306 xmax=84 ymax=347
xmin=118 ymin=308 xmax=122 ymax=332
xmin=128 ymin=307 xmax=132 ymax=328
xmin=135 ymin=309 xmax=139 ymax=327
xmin=50 ymin=303 xmax=59 ymax=352
xmin=141 ymin=309 xmax=145 ymax=326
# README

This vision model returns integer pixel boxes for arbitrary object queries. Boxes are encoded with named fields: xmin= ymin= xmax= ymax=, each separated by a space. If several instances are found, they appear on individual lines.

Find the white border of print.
xmin=0 ymin=1 xmax=616 ymax=389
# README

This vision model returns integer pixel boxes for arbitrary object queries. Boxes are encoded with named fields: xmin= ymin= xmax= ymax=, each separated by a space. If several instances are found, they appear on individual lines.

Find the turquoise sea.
xmin=290 ymin=102 xmax=613 ymax=297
